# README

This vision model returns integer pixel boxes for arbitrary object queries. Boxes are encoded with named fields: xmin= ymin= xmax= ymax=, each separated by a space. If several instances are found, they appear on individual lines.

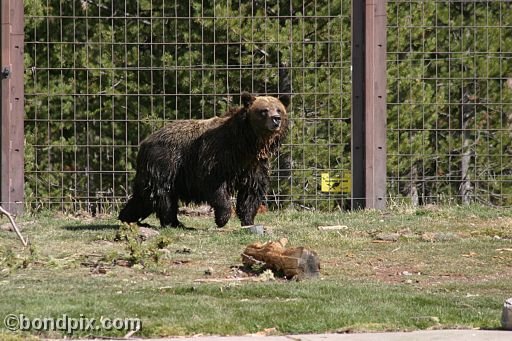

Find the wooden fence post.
xmin=1 ymin=0 xmax=24 ymax=214
xmin=351 ymin=0 xmax=387 ymax=210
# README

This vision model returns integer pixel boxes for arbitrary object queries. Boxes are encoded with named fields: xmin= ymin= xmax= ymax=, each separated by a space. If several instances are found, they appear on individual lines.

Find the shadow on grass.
xmin=62 ymin=223 xmax=199 ymax=232
xmin=62 ymin=224 xmax=120 ymax=231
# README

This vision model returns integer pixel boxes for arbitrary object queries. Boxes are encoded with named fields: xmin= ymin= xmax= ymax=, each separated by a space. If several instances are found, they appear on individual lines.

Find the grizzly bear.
xmin=118 ymin=92 xmax=289 ymax=227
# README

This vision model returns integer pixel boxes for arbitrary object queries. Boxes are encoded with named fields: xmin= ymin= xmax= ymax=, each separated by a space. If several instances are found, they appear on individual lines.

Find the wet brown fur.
xmin=119 ymin=93 xmax=289 ymax=227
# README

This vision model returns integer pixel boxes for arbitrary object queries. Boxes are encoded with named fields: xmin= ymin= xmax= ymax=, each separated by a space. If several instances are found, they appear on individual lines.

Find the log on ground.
xmin=241 ymin=238 xmax=320 ymax=279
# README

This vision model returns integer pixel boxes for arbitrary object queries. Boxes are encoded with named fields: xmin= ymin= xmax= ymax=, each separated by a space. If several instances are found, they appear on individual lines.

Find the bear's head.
xmin=241 ymin=92 xmax=289 ymax=138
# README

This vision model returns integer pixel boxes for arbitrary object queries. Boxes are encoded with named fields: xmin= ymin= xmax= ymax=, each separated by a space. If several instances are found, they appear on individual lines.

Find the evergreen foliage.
xmin=23 ymin=1 xmax=512 ymax=211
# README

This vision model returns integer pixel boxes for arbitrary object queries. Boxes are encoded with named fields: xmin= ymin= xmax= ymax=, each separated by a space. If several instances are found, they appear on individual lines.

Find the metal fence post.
xmin=1 ymin=0 xmax=24 ymax=214
xmin=351 ymin=0 xmax=366 ymax=210
xmin=351 ymin=0 xmax=387 ymax=210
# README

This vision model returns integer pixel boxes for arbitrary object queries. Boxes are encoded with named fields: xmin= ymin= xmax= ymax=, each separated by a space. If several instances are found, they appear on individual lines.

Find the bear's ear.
xmin=241 ymin=92 xmax=255 ymax=108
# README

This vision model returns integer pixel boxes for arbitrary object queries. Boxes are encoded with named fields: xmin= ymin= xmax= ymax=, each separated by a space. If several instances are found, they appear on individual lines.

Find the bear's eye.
xmin=259 ymin=109 xmax=268 ymax=116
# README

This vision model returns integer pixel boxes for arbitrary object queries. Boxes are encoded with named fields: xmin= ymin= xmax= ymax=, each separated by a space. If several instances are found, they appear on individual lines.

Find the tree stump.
xmin=241 ymin=238 xmax=320 ymax=279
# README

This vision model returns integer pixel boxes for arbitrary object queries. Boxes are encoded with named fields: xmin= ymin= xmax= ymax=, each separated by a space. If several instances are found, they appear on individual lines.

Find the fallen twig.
xmin=194 ymin=275 xmax=276 ymax=283
xmin=317 ymin=225 xmax=348 ymax=231
xmin=0 ymin=206 xmax=28 ymax=247
xmin=194 ymin=277 xmax=257 ymax=283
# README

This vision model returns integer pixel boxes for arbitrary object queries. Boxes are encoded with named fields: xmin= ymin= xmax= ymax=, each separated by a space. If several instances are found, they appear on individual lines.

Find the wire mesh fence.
xmin=24 ymin=0 xmax=352 ymax=213
xmin=387 ymin=0 xmax=512 ymax=206
xmin=23 ymin=0 xmax=512 ymax=213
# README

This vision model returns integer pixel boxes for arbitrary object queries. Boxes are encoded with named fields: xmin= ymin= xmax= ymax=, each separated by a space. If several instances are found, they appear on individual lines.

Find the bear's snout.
xmin=271 ymin=115 xmax=281 ymax=129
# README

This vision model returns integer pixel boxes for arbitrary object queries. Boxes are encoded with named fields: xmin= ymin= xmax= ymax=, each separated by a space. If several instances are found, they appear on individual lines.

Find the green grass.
xmin=1 ymin=204 xmax=511 ymax=338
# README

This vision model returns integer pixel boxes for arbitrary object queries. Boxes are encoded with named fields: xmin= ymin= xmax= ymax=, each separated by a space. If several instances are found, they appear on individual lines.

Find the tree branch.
xmin=0 ymin=206 xmax=28 ymax=247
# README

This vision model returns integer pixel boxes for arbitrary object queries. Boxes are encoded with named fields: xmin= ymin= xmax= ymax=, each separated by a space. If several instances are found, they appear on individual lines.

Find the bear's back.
xmin=139 ymin=116 xmax=229 ymax=150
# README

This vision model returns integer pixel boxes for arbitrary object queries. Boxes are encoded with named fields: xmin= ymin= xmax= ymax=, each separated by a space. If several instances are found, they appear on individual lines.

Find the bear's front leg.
xmin=157 ymin=195 xmax=183 ymax=227
xmin=208 ymin=185 xmax=232 ymax=227
xmin=235 ymin=186 xmax=261 ymax=226
xmin=236 ymin=161 xmax=269 ymax=226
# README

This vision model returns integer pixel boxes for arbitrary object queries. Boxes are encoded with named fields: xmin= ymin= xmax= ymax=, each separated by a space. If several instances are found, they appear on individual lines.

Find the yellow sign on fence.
xmin=321 ymin=173 xmax=351 ymax=194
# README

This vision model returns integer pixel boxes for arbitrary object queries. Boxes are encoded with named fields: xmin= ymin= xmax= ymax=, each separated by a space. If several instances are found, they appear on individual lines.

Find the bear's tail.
xmin=118 ymin=195 xmax=152 ymax=223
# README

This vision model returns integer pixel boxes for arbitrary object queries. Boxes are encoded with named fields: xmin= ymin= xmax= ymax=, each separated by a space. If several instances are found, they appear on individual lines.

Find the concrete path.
xmin=133 ymin=330 xmax=510 ymax=341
